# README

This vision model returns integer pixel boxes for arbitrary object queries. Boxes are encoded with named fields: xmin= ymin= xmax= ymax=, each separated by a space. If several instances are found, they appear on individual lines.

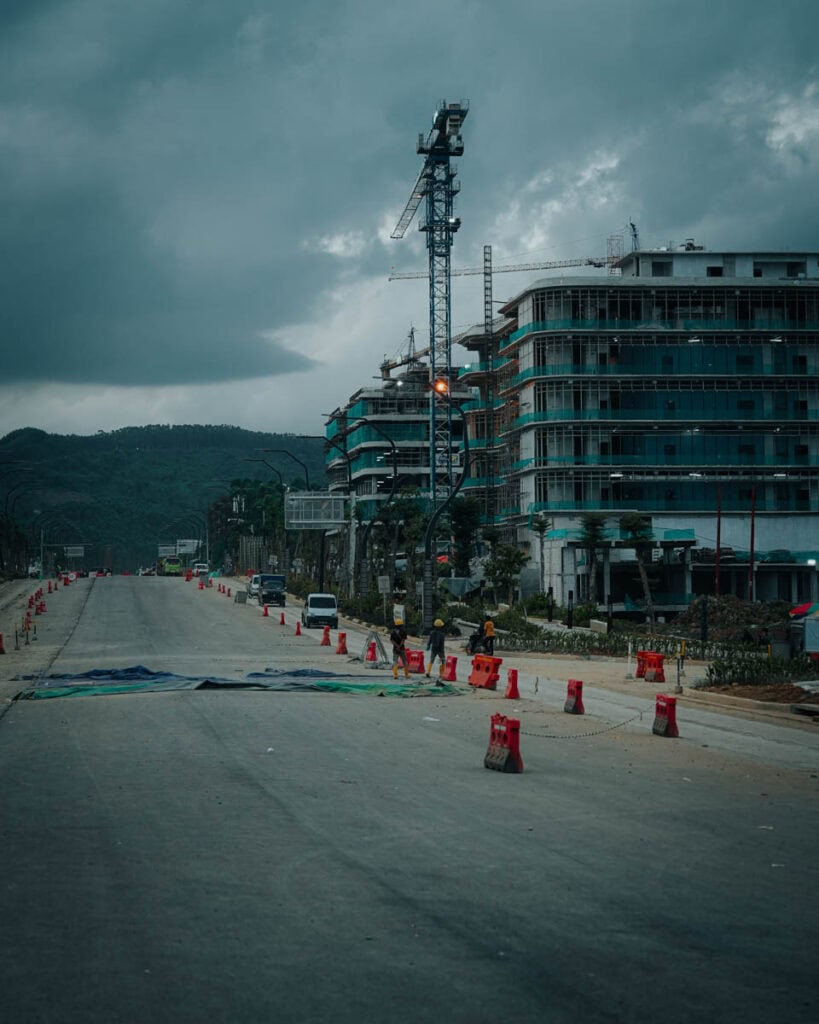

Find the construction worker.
xmin=425 ymin=619 xmax=446 ymax=678
xmin=483 ymin=615 xmax=496 ymax=656
xmin=390 ymin=619 xmax=410 ymax=679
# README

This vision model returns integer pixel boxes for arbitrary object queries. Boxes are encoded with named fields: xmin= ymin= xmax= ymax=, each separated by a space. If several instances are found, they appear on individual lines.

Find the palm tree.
xmin=619 ymin=512 xmax=655 ymax=627
xmin=579 ymin=512 xmax=607 ymax=607
xmin=484 ymin=543 xmax=530 ymax=606
xmin=532 ymin=514 xmax=554 ymax=594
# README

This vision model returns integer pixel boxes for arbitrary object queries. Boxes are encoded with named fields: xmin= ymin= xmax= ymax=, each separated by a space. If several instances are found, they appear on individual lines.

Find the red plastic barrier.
xmin=320 ymin=625 xmax=331 ymax=646
xmin=336 ymin=632 xmax=348 ymax=655
xmin=468 ymin=654 xmax=503 ymax=690
xmin=505 ymin=668 xmax=520 ymax=700
xmin=484 ymin=714 xmax=524 ymax=773
xmin=198 ymin=579 xmax=204 ymax=590
xmin=564 ymin=678 xmax=585 ymax=715
xmin=441 ymin=655 xmax=458 ymax=682
xmin=227 ymin=588 xmax=231 ymax=598
xmin=652 ymin=694 xmax=679 ymax=737
xmin=406 ymin=649 xmax=425 ymax=673
xmin=365 ymin=641 xmax=377 ymax=662
xmin=644 ymin=652 xmax=665 ymax=683
xmin=635 ymin=650 xmax=649 ymax=678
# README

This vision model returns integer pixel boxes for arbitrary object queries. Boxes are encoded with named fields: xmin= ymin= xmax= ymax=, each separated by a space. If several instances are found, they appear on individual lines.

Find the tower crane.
xmin=388 ymin=252 xmax=617 ymax=280
xmin=391 ymin=99 xmax=468 ymax=501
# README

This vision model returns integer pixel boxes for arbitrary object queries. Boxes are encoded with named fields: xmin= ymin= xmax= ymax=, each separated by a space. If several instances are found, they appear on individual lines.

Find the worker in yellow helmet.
xmin=389 ymin=619 xmax=409 ymax=679
xmin=425 ymin=618 xmax=447 ymax=680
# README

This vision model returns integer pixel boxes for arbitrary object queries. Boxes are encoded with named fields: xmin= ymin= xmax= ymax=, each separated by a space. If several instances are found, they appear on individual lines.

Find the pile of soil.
xmin=701 ymin=682 xmax=819 ymax=704
xmin=661 ymin=594 xmax=791 ymax=644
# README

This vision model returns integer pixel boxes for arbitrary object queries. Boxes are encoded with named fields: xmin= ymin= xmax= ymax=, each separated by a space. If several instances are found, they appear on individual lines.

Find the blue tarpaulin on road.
xmin=16 ymin=665 xmax=460 ymax=699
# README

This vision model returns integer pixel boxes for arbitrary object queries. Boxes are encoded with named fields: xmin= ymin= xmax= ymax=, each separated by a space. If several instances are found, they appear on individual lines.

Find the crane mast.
xmin=391 ymin=100 xmax=468 ymax=500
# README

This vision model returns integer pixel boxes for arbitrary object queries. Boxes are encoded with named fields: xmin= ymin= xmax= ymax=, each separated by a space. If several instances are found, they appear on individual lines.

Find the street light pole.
xmin=422 ymin=403 xmax=470 ymax=634
xmin=256 ymin=449 xmax=310 ymax=490
xmin=323 ymin=437 xmax=355 ymax=596
xmin=357 ymin=419 xmax=399 ymax=599
xmin=243 ymin=458 xmax=288 ymax=575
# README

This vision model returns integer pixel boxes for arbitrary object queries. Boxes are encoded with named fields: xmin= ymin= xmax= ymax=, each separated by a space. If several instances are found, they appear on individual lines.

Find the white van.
xmin=301 ymin=593 xmax=339 ymax=630
xmin=193 ymin=562 xmax=209 ymax=578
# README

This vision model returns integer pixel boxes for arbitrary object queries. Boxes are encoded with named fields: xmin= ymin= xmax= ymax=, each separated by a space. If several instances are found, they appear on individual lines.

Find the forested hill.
xmin=0 ymin=424 xmax=326 ymax=571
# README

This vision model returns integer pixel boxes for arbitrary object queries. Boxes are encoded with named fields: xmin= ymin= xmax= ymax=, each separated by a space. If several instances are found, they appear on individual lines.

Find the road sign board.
xmin=285 ymin=492 xmax=347 ymax=529
xmin=64 ymin=546 xmax=84 ymax=557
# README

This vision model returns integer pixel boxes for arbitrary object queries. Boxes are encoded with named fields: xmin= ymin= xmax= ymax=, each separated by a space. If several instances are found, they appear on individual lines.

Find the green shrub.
xmin=704 ymin=652 xmax=816 ymax=687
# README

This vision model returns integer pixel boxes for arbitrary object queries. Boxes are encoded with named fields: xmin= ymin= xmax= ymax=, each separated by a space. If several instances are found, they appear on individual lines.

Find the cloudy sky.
xmin=2 ymin=0 xmax=818 ymax=439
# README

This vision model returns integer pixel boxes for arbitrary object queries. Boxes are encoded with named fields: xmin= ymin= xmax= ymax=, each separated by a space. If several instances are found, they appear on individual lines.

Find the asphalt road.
xmin=1 ymin=576 xmax=818 ymax=1023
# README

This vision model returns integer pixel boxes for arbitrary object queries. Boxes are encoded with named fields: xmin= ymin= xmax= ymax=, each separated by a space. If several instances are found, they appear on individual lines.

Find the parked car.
xmin=301 ymin=593 xmax=338 ymax=630
xmin=258 ymin=574 xmax=286 ymax=607
xmin=247 ymin=574 xmax=261 ymax=598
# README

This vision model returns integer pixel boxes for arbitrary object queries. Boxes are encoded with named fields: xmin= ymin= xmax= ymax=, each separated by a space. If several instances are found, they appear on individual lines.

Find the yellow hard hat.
xmin=434 ymin=619 xmax=444 ymax=627
xmin=395 ymin=619 xmax=403 ymax=625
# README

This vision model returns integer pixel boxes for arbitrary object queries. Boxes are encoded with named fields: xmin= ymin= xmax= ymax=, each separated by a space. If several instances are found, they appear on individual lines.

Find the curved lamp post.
xmin=323 ymin=437 xmax=355 ymax=596
xmin=242 ymin=458 xmax=288 ymax=574
xmin=356 ymin=419 xmax=399 ymax=599
xmin=256 ymin=448 xmax=310 ymax=490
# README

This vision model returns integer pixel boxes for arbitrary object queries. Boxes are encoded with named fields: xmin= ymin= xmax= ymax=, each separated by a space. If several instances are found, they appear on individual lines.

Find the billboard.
xmin=158 ymin=544 xmax=176 ymax=557
xmin=285 ymin=492 xmax=347 ymax=530
xmin=176 ymin=539 xmax=199 ymax=555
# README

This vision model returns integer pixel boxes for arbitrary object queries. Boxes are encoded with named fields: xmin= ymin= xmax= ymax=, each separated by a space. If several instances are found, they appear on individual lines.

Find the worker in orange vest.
xmin=483 ymin=615 xmax=496 ymax=655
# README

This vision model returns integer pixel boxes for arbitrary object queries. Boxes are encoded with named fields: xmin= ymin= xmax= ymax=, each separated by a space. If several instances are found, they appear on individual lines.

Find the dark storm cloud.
xmin=1 ymin=0 xmax=818 ymax=404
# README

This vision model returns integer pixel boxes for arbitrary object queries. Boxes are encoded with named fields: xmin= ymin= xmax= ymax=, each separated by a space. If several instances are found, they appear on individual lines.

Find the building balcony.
xmin=502 ymin=318 xmax=819 ymax=349
xmin=507 ymin=408 xmax=819 ymax=430
xmin=507 ymin=361 xmax=817 ymax=385
xmin=509 ymin=454 xmax=813 ymax=470
xmin=526 ymin=495 xmax=813 ymax=513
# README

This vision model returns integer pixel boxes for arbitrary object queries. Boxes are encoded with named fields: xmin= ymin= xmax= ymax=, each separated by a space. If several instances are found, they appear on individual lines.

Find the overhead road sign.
xmin=285 ymin=492 xmax=347 ymax=530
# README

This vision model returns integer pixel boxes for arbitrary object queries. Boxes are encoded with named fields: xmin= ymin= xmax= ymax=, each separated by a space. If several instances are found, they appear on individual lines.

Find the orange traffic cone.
xmin=280 ymin=612 xmax=286 ymax=625
xmin=335 ymin=632 xmax=348 ymax=655
xmin=263 ymin=604 xmax=269 ymax=617
xmin=320 ymin=626 xmax=331 ymax=646
xmin=295 ymin=620 xmax=302 ymax=636
xmin=365 ymin=641 xmax=376 ymax=662
xmin=227 ymin=587 xmax=231 ymax=598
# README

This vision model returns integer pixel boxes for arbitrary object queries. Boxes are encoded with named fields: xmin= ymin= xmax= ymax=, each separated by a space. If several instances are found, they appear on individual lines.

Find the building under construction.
xmin=457 ymin=242 xmax=819 ymax=608
xmin=324 ymin=343 xmax=470 ymax=524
